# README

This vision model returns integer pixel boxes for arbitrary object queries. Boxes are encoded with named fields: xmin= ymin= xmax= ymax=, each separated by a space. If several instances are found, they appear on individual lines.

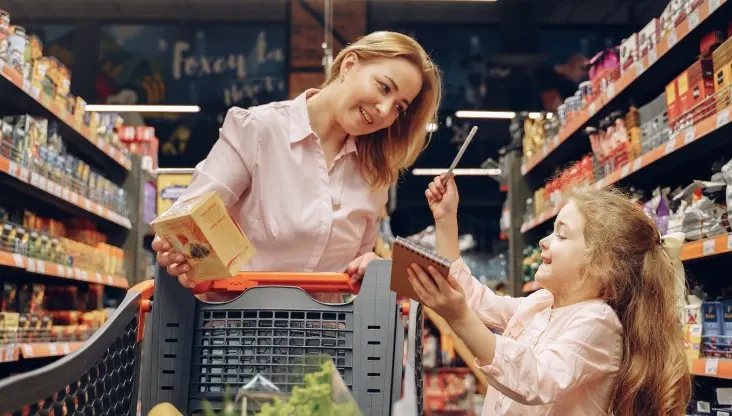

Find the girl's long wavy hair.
xmin=568 ymin=186 xmax=691 ymax=415
xmin=323 ymin=31 xmax=442 ymax=189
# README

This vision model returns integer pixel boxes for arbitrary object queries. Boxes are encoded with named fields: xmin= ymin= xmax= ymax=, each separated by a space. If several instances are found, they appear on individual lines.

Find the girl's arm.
xmin=173 ymin=107 xmax=260 ymax=209
xmin=436 ymin=218 xmax=522 ymax=331
xmin=449 ymin=302 xmax=622 ymax=405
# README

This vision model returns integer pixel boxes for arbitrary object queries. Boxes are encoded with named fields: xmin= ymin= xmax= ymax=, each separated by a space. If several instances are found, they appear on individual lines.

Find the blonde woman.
xmin=153 ymin=31 xmax=442 ymax=301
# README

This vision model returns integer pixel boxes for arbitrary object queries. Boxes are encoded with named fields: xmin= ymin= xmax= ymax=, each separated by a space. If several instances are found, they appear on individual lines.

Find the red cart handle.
xmin=191 ymin=272 xmax=361 ymax=295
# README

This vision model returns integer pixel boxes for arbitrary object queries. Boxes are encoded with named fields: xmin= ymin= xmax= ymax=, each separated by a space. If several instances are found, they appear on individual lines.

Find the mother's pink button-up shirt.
xmin=175 ymin=89 xmax=387 ymax=275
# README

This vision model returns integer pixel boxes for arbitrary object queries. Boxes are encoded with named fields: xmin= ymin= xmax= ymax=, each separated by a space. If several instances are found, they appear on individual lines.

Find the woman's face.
xmin=335 ymin=55 xmax=423 ymax=137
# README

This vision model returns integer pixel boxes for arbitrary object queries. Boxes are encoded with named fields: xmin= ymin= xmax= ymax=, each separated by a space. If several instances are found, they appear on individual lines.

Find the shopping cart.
xmin=0 ymin=260 xmax=424 ymax=415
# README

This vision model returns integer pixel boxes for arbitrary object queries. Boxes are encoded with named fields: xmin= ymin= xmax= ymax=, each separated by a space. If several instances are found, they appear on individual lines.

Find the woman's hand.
xmin=345 ymin=252 xmax=380 ymax=284
xmin=151 ymin=235 xmax=196 ymax=289
xmin=407 ymin=263 xmax=470 ymax=323
xmin=425 ymin=174 xmax=459 ymax=223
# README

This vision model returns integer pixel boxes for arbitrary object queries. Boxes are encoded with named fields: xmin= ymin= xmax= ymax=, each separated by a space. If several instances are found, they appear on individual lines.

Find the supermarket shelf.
xmin=0 ymin=342 xmax=83 ymax=364
xmin=0 ymin=62 xmax=131 ymax=174
xmin=521 ymin=103 xmax=732 ymax=233
xmin=520 ymin=0 xmax=731 ymax=178
xmin=424 ymin=307 xmax=488 ymax=395
xmin=0 ymin=250 xmax=129 ymax=289
xmin=690 ymin=358 xmax=732 ymax=379
xmin=680 ymin=233 xmax=732 ymax=261
xmin=0 ymin=155 xmax=132 ymax=229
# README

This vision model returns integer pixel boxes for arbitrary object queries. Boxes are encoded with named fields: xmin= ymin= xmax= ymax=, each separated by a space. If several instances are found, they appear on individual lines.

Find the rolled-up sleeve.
xmin=175 ymin=107 xmax=260 ymax=209
xmin=451 ymin=257 xmax=522 ymax=331
xmin=477 ymin=304 xmax=623 ymax=406
xmin=356 ymin=189 xmax=389 ymax=257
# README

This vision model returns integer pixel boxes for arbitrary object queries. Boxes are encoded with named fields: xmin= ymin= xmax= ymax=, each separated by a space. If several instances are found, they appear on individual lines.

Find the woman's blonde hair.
xmin=568 ymin=186 xmax=691 ymax=416
xmin=324 ymin=31 xmax=442 ymax=189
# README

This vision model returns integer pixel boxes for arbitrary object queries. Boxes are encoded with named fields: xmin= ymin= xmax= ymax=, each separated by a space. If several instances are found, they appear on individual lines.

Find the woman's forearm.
xmin=435 ymin=217 xmax=460 ymax=262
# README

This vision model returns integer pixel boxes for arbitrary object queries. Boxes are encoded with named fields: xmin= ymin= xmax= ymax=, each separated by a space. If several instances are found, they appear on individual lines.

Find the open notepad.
xmin=390 ymin=236 xmax=453 ymax=301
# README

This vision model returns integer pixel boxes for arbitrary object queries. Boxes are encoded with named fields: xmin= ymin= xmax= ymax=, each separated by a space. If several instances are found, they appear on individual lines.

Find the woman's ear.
xmin=340 ymin=51 xmax=359 ymax=74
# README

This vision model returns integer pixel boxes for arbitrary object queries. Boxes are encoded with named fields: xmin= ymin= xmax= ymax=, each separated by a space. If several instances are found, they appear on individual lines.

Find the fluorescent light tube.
xmin=455 ymin=110 xmax=515 ymax=119
xmin=412 ymin=168 xmax=502 ymax=176
xmin=84 ymin=105 xmax=201 ymax=113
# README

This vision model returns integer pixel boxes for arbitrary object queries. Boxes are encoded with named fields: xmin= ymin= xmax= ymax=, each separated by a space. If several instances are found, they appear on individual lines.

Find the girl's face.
xmin=536 ymin=200 xmax=587 ymax=293
xmin=335 ymin=54 xmax=423 ymax=137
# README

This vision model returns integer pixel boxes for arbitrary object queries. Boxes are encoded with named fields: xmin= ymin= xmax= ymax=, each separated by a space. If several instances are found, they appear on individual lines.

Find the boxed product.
xmin=619 ymin=34 xmax=638 ymax=74
xmin=713 ymin=36 xmax=732 ymax=112
xmin=681 ymin=58 xmax=715 ymax=117
xmin=151 ymin=191 xmax=256 ymax=281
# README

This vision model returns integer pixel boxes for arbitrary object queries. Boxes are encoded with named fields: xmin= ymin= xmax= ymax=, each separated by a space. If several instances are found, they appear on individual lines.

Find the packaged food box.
xmin=151 ymin=191 xmax=256 ymax=281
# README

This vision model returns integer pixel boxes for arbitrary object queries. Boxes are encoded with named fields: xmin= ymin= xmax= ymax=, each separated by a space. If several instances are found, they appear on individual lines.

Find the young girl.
xmin=412 ymin=175 xmax=691 ymax=415
xmin=152 ymin=31 xmax=441 ymax=301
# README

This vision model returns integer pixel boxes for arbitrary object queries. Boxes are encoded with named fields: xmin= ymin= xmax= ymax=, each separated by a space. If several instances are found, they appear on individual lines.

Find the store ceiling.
xmin=2 ymin=0 xmax=669 ymax=26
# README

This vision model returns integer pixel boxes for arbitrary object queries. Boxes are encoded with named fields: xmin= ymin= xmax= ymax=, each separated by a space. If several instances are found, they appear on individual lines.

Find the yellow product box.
xmin=151 ymin=191 xmax=256 ymax=281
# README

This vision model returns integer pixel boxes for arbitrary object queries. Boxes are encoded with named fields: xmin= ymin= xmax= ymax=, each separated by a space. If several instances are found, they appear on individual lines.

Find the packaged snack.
xmin=151 ymin=191 xmax=256 ymax=281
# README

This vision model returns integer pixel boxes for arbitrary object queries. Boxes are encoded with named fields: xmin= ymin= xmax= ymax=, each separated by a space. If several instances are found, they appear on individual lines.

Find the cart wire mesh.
xmin=0 ymin=293 xmax=142 ymax=416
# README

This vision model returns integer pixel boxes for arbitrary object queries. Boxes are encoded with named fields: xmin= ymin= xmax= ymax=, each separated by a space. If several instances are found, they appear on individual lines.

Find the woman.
xmin=153 ymin=31 xmax=442 ymax=301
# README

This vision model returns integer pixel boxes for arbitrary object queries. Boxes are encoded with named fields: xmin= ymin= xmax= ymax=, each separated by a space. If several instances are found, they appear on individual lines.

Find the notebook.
xmin=390 ymin=236 xmax=453 ymax=301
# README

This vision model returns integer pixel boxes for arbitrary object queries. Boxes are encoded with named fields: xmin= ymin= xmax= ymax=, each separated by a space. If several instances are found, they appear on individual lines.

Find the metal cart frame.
xmin=0 ymin=260 xmax=423 ymax=415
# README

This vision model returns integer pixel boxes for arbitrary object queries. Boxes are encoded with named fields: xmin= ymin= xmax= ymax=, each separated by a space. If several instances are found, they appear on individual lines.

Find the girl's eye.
xmin=379 ymin=81 xmax=390 ymax=94
xmin=555 ymin=234 xmax=566 ymax=240
xmin=396 ymin=104 xmax=405 ymax=113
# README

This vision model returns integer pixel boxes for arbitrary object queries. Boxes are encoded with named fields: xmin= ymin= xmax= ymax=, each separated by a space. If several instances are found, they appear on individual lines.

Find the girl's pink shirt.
xmin=174 ymin=89 xmax=387 ymax=275
xmin=451 ymin=258 xmax=623 ymax=415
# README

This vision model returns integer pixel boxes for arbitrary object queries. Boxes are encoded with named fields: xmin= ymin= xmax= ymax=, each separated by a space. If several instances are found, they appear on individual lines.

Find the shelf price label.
xmin=84 ymin=199 xmax=92 ymax=211
xmin=684 ymin=127 xmax=696 ymax=145
xmin=621 ymin=164 xmax=630 ymax=178
xmin=62 ymin=343 xmax=71 ymax=355
xmin=607 ymin=83 xmax=616 ymax=98
xmin=664 ymin=139 xmax=676 ymax=155
xmin=633 ymin=158 xmax=642 ymax=172
xmin=96 ymin=272 xmax=103 ymax=283
xmin=727 ymin=234 xmax=732 ymax=251
xmin=552 ymin=136 xmax=560 ymax=147
xmin=36 ymin=260 xmax=45 ymax=274
xmin=71 ymin=192 xmax=79 ymax=204
xmin=717 ymin=109 xmax=730 ymax=128
xmin=22 ymin=345 xmax=33 ymax=358
xmin=48 ymin=343 xmax=57 ymax=356
xmin=12 ymin=253 xmax=23 ymax=268
xmin=710 ymin=0 xmax=721 ymax=12
xmin=589 ymin=103 xmax=597 ymax=116
xmin=703 ymin=239 xmax=715 ymax=256
xmin=7 ymin=161 xmax=18 ymax=178
xmin=648 ymin=48 xmax=658 ymax=65
xmin=542 ymin=145 xmax=548 ymax=157
xmin=667 ymin=31 xmax=678 ymax=49
xmin=704 ymin=358 xmax=719 ymax=375
xmin=26 ymin=259 xmax=36 ymax=273
xmin=688 ymin=9 xmax=700 ymax=29
xmin=62 ymin=188 xmax=70 ymax=201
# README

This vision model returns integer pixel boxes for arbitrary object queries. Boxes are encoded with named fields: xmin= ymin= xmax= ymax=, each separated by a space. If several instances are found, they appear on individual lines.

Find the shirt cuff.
xmin=449 ymin=257 xmax=472 ymax=285
xmin=474 ymin=334 xmax=507 ymax=377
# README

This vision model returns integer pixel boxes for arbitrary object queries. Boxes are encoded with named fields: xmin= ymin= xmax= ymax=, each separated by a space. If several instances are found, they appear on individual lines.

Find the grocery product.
xmin=151 ymin=191 xmax=256 ymax=281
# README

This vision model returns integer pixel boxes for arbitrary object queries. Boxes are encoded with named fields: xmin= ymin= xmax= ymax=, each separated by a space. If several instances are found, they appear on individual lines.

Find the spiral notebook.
xmin=390 ymin=236 xmax=453 ymax=301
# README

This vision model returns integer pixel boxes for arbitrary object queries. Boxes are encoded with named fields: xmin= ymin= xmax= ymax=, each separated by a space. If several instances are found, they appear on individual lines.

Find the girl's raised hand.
xmin=425 ymin=174 xmax=459 ymax=223
xmin=407 ymin=263 xmax=469 ymax=322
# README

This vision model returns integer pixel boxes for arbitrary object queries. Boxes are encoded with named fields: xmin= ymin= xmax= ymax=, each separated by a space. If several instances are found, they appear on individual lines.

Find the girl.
xmin=153 ymin=31 xmax=441 ymax=301
xmin=413 ymin=175 xmax=691 ymax=415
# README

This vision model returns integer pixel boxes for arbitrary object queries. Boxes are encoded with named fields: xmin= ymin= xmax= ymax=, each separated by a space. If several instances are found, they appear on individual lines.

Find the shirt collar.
xmin=290 ymin=88 xmax=358 ymax=156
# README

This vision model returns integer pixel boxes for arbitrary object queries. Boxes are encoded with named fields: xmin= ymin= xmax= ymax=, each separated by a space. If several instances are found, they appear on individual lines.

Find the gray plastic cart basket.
xmin=0 ymin=260 xmax=424 ymax=415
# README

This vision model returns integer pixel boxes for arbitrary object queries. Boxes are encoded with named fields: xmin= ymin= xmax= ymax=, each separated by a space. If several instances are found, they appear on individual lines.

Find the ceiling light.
xmin=84 ymin=104 xmax=201 ymax=113
xmin=412 ymin=168 xmax=502 ymax=176
xmin=528 ymin=112 xmax=542 ymax=119
xmin=455 ymin=110 xmax=515 ymax=119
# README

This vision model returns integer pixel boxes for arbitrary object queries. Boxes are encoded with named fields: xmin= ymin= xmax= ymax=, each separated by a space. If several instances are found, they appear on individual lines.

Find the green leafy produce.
xmin=202 ymin=360 xmax=362 ymax=416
